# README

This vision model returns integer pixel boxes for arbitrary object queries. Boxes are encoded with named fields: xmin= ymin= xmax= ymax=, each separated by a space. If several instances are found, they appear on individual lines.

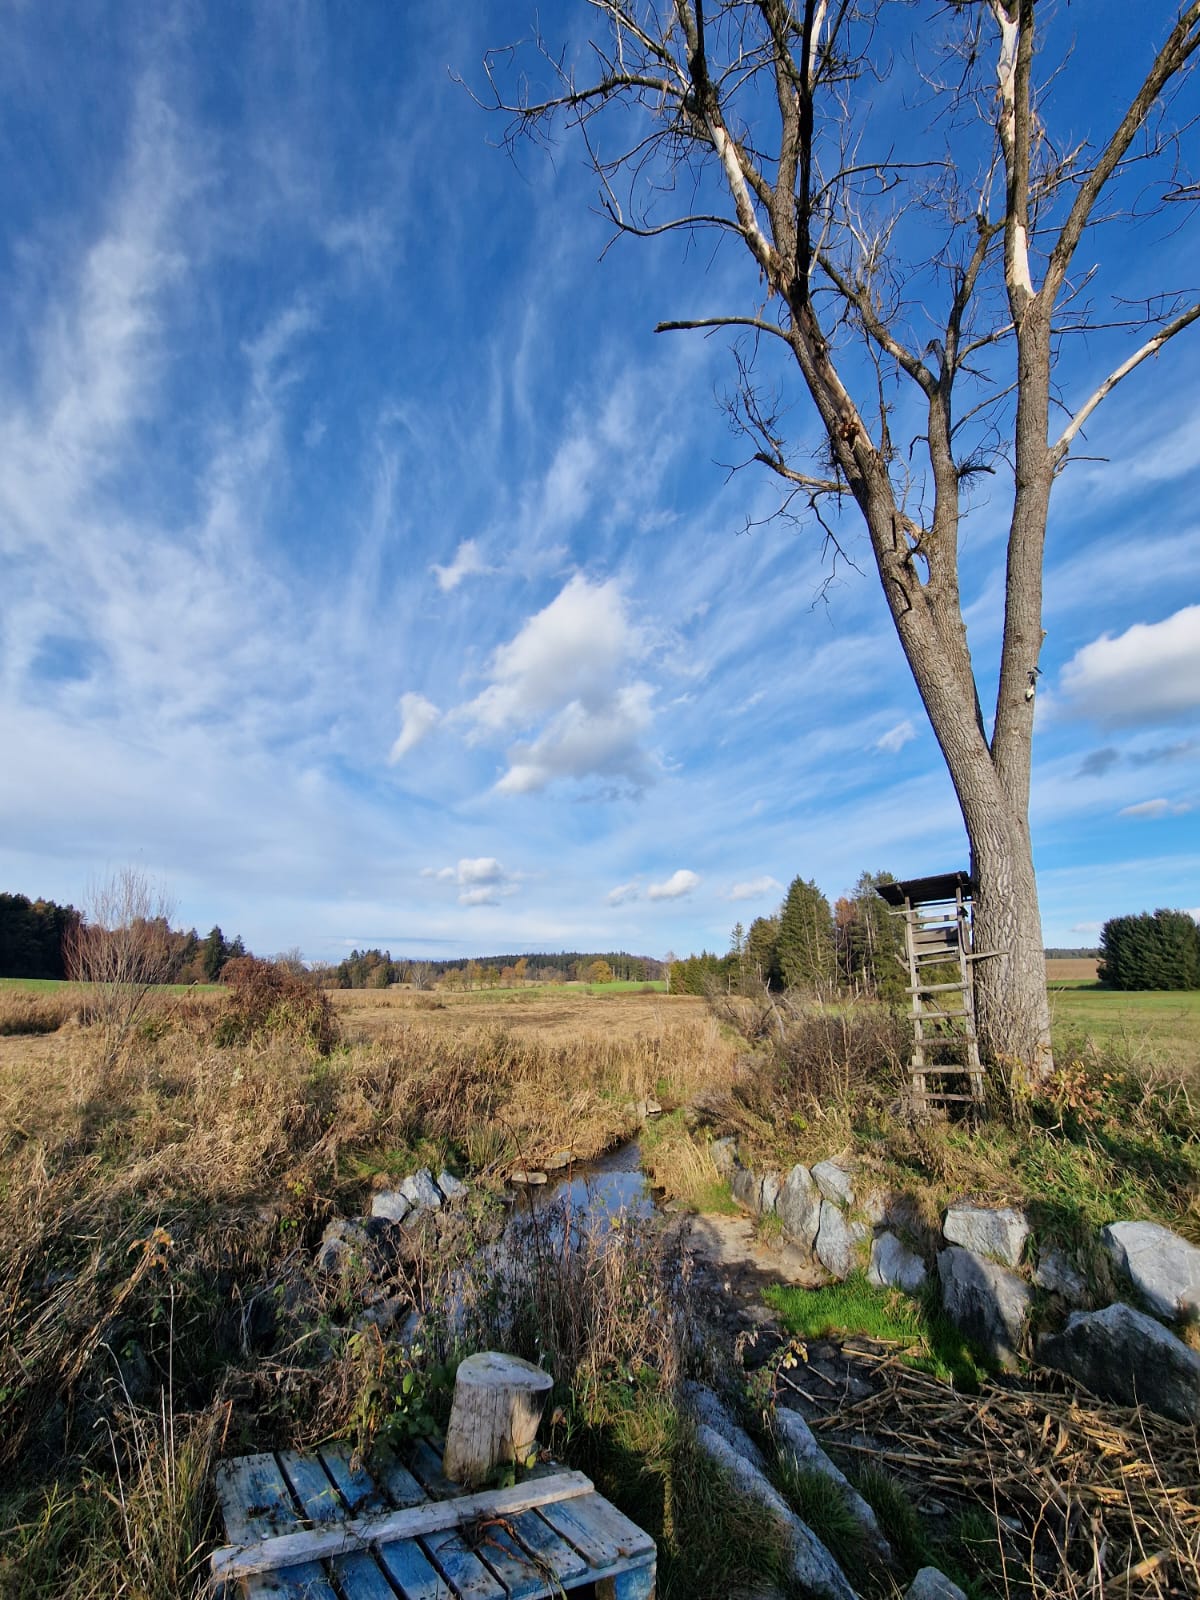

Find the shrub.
xmin=214 ymin=956 xmax=338 ymax=1053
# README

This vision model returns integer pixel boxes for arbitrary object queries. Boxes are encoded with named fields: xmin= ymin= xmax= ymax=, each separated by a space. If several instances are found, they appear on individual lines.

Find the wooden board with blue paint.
xmin=213 ymin=1437 xmax=656 ymax=1599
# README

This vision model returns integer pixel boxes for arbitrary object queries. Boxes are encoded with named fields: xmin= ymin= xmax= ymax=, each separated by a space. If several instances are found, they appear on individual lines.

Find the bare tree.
xmin=477 ymin=2 xmax=1200 ymax=1079
xmin=65 ymin=867 xmax=177 ymax=1068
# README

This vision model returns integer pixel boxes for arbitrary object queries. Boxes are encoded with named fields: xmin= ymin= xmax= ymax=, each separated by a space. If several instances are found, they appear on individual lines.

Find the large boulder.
xmin=693 ymin=1425 xmax=859 ymax=1600
xmin=1039 ymin=1302 xmax=1200 ymax=1424
xmin=1101 ymin=1221 xmax=1200 ymax=1323
xmin=370 ymin=1190 xmax=412 ymax=1225
xmin=942 ymin=1204 xmax=1029 ymax=1268
xmin=812 ymin=1160 xmax=855 ymax=1208
xmin=938 ymin=1246 xmax=1032 ymax=1367
xmin=399 ymin=1168 xmax=444 ymax=1212
xmin=683 ymin=1382 xmax=769 ymax=1474
xmin=777 ymin=1165 xmax=822 ymax=1253
xmin=1031 ymin=1248 xmax=1088 ymax=1307
xmin=815 ymin=1201 xmax=856 ymax=1280
xmin=774 ymin=1406 xmax=892 ymax=1565
xmin=868 ymin=1232 xmax=927 ymax=1295
xmin=711 ymin=1135 xmax=739 ymax=1177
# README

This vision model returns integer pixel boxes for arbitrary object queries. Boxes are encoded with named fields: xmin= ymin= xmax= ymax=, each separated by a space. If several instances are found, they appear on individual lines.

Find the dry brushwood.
xmin=800 ymin=1351 xmax=1200 ymax=1595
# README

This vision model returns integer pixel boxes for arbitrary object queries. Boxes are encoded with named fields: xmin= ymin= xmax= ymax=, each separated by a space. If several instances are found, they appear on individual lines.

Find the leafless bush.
xmin=63 ymin=868 xmax=176 ymax=1068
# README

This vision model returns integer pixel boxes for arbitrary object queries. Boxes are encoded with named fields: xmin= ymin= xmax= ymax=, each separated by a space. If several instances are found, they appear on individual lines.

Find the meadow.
xmin=1 ymin=975 xmax=1199 ymax=1597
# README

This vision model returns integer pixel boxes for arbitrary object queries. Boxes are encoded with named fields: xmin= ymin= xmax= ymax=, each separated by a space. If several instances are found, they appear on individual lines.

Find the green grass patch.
xmin=763 ymin=1272 xmax=989 ymax=1388
xmin=1050 ymin=985 xmax=1200 ymax=1073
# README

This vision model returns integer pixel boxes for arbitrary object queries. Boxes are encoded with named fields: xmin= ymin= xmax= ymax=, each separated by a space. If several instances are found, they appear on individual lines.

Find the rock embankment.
xmin=719 ymin=1140 xmax=1200 ymax=1420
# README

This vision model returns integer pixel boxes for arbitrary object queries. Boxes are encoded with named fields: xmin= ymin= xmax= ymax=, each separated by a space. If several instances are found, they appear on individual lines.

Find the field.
xmin=2 ymin=976 xmax=1200 ymax=1597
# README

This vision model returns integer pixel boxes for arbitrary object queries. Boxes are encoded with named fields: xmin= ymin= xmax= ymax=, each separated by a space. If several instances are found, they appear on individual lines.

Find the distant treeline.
xmin=1044 ymin=947 xmax=1100 ymax=959
xmin=0 ymin=893 xmax=80 ymax=980
xmin=670 ymin=871 xmax=909 ymax=1000
xmin=331 ymin=948 xmax=663 ymax=989
xmin=0 ymin=890 xmax=251 ymax=983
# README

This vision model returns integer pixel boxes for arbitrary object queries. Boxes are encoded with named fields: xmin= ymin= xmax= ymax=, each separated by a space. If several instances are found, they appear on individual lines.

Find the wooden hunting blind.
xmin=876 ymin=871 xmax=985 ymax=1114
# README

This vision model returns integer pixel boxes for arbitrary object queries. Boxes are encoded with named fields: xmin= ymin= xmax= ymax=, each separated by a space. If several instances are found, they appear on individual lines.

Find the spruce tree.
xmin=776 ymin=877 xmax=836 ymax=994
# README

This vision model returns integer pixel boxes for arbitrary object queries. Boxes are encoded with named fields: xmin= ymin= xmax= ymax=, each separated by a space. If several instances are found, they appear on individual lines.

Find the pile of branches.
xmin=805 ymin=1352 xmax=1200 ymax=1597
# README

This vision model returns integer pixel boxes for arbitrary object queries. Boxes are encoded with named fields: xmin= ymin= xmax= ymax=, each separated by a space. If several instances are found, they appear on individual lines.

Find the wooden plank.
xmin=540 ymin=1492 xmax=654 ymax=1570
xmin=423 ymin=1527 xmax=507 ymax=1599
xmin=407 ymin=1436 xmax=459 ymax=1496
xmin=371 ymin=1445 xmax=430 ymax=1509
xmin=450 ymin=1515 xmax=562 ymax=1600
xmin=333 ymin=1549 xmax=407 ymax=1600
xmin=508 ymin=1509 xmax=590 ymax=1585
xmin=597 ymin=1564 xmax=657 ymax=1599
xmin=214 ymin=1453 xmax=337 ymax=1600
xmin=279 ymin=1450 xmax=344 ymax=1524
xmin=318 ymin=1442 xmax=388 ymax=1515
xmin=377 ymin=1536 xmax=450 ymax=1600
xmin=211 ymin=1470 xmax=596 ymax=1583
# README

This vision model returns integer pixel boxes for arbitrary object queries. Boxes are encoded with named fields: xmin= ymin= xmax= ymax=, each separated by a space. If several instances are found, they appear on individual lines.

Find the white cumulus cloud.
xmin=459 ymin=574 xmax=658 ymax=795
xmin=875 ymin=719 xmax=916 ymax=754
xmin=728 ymin=875 xmax=782 ymax=902
xmin=607 ymin=882 xmax=639 ymax=905
xmin=431 ymin=539 xmax=490 ymax=593
xmin=647 ymin=869 xmax=700 ymax=901
xmin=423 ymin=856 xmax=519 ymax=905
xmin=1060 ymin=606 xmax=1200 ymax=728
xmin=389 ymin=692 xmax=440 ymax=761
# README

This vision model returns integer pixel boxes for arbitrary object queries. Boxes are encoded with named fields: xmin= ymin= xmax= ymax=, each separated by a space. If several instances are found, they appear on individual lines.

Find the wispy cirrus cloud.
xmin=431 ymin=538 xmax=491 ymax=593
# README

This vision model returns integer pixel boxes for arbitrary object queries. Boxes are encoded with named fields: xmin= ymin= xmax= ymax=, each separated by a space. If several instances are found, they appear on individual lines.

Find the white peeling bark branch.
xmin=1053 ymin=301 xmax=1200 ymax=459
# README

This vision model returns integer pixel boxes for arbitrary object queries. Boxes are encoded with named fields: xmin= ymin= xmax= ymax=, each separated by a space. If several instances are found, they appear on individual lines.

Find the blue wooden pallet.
xmin=214 ymin=1436 xmax=656 ymax=1599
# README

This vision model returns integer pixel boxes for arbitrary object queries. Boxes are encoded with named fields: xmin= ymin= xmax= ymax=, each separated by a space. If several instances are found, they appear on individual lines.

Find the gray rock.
xmin=869 ymin=1231 xmax=928 ymax=1294
xmin=943 ymin=1204 xmax=1029 ymax=1267
xmin=683 ymin=1382 xmax=769 ymax=1473
xmin=732 ymin=1165 xmax=774 ymax=1216
xmin=509 ymin=1170 xmax=548 ymax=1185
xmin=907 ymin=1569 xmax=968 ymax=1600
xmin=399 ymin=1168 xmax=443 ymax=1212
xmin=1039 ymin=1301 xmax=1200 ymax=1424
xmin=938 ymin=1245 xmax=1032 ymax=1367
xmin=760 ymin=1172 xmax=782 ymax=1215
xmin=542 ymin=1150 xmax=573 ymax=1172
xmin=1032 ymin=1248 xmax=1088 ymax=1306
xmin=813 ymin=1160 xmax=855 ymax=1208
xmin=815 ymin=1200 xmax=855 ymax=1280
xmin=774 ymin=1407 xmax=892 ymax=1564
xmin=369 ymin=1190 xmax=412 ymax=1225
xmin=693 ymin=1425 xmax=858 ymax=1600
xmin=1102 ymin=1221 xmax=1200 ymax=1323
xmin=860 ymin=1189 xmax=890 ymax=1226
xmin=777 ymin=1165 xmax=821 ymax=1253
xmin=436 ymin=1170 xmax=468 ymax=1201
xmin=314 ymin=1219 xmax=369 ymax=1274
xmin=633 ymin=1098 xmax=663 ymax=1118
xmin=711 ymin=1135 xmax=738 ymax=1177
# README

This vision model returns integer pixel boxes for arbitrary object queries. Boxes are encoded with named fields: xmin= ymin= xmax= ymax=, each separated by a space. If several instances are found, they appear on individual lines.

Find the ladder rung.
xmin=912 ymin=1065 xmax=977 ymax=1075
xmin=916 ymin=1010 xmax=969 ymax=1020
xmin=908 ymin=982 xmax=965 ymax=993
xmin=919 ymin=1093 xmax=982 ymax=1104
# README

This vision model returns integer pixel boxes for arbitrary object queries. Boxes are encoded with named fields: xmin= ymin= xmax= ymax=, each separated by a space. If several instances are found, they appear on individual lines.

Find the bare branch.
xmin=1053 ymin=300 xmax=1200 ymax=459
xmin=655 ymin=314 xmax=794 ymax=344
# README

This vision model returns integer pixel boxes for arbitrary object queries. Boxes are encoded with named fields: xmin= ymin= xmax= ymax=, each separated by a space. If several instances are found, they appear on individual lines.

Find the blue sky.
xmin=0 ymin=1 xmax=1197 ymax=962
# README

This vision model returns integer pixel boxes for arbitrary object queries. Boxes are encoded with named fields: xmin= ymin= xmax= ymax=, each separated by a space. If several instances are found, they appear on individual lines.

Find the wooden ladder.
xmin=899 ymin=885 xmax=984 ymax=1116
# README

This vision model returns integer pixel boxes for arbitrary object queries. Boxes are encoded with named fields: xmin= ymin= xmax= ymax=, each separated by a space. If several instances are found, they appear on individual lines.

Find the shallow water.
xmin=515 ymin=1139 xmax=653 ymax=1224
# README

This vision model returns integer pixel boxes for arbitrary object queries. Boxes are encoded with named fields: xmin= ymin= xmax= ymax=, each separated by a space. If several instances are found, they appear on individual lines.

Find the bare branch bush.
xmin=64 ymin=868 xmax=177 ymax=1070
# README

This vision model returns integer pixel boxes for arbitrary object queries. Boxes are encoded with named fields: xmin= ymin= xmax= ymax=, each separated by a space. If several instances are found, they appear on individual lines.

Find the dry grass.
xmin=0 ymin=988 xmax=739 ymax=1598
xmin=0 ymin=985 xmax=75 ymax=1036
xmin=1047 ymin=958 xmax=1100 ymax=983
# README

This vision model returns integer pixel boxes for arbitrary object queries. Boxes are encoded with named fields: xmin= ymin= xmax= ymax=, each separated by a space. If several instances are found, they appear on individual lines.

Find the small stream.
xmin=511 ymin=1139 xmax=655 ymax=1226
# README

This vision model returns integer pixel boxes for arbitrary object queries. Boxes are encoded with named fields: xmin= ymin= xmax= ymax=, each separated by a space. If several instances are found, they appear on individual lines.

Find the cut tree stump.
xmin=441 ymin=1350 xmax=554 ymax=1487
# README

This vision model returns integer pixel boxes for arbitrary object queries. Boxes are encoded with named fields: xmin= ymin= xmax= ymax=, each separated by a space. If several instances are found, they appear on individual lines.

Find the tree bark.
xmin=442 ymin=1350 xmax=554 ymax=1487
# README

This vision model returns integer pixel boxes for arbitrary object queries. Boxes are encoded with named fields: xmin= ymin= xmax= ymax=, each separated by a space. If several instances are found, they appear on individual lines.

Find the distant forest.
xmin=0 ymin=891 xmax=250 ymax=983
